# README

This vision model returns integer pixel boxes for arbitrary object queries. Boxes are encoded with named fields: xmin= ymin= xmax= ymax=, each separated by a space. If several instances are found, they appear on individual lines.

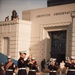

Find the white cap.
xmin=32 ymin=57 xmax=35 ymax=60
xmin=71 ymin=56 xmax=75 ymax=59
xmin=8 ymin=56 xmax=11 ymax=59
xmin=19 ymin=51 xmax=27 ymax=55
xmin=50 ymin=58 xmax=53 ymax=61
xmin=53 ymin=58 xmax=56 ymax=61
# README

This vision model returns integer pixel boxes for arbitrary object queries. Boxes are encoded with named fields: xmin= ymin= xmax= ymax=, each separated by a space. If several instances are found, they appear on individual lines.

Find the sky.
xmin=0 ymin=0 xmax=47 ymax=21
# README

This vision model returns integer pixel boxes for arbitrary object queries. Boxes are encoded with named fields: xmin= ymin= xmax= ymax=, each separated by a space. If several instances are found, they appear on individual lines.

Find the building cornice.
xmin=0 ymin=20 xmax=31 ymax=26
xmin=41 ymin=21 xmax=71 ymax=28
xmin=0 ymin=20 xmax=18 ymax=26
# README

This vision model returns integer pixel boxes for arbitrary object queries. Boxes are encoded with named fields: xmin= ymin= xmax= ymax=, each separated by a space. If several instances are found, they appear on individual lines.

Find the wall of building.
xmin=0 ymin=21 xmax=18 ymax=59
xmin=17 ymin=20 xmax=31 ymax=59
xmin=22 ymin=3 xmax=75 ymax=66
xmin=0 ymin=20 xmax=31 ymax=60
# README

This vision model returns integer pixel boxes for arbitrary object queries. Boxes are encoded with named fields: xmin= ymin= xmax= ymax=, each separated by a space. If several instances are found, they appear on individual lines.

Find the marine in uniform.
xmin=28 ymin=58 xmax=38 ymax=75
xmin=0 ymin=63 xmax=5 ymax=75
xmin=48 ymin=59 xmax=58 ymax=75
xmin=4 ymin=56 xmax=15 ymax=75
xmin=66 ymin=56 xmax=75 ymax=75
xmin=17 ymin=51 xmax=30 ymax=75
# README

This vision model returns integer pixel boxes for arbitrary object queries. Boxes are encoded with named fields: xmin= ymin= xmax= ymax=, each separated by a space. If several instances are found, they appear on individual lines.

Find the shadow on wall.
xmin=0 ymin=52 xmax=17 ymax=65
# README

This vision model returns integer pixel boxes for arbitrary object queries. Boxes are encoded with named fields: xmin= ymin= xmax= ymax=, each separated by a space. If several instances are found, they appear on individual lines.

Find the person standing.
xmin=48 ymin=59 xmax=58 ymax=75
xmin=28 ymin=58 xmax=38 ymax=75
xmin=0 ymin=63 xmax=5 ymax=75
xmin=17 ymin=51 xmax=30 ymax=75
xmin=66 ymin=57 xmax=75 ymax=75
xmin=41 ymin=59 xmax=46 ymax=71
xmin=4 ymin=56 xmax=15 ymax=75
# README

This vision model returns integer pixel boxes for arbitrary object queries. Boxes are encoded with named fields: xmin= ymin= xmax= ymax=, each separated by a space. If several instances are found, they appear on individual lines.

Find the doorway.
xmin=49 ymin=30 xmax=67 ymax=63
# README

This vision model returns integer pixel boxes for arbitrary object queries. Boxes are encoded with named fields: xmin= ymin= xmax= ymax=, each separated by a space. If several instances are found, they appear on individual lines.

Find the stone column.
xmin=71 ymin=13 xmax=75 ymax=57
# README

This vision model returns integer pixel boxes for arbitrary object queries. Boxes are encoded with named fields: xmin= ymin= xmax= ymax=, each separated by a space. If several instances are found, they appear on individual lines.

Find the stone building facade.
xmin=22 ymin=3 xmax=75 ymax=65
xmin=0 ymin=3 xmax=75 ymax=67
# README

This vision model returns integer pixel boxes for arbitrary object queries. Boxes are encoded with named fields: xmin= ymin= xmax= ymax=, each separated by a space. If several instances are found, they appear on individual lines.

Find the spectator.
xmin=41 ymin=59 xmax=46 ymax=71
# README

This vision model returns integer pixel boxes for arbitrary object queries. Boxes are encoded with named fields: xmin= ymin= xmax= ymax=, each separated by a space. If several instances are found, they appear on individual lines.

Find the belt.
xmin=30 ymin=70 xmax=36 ymax=71
xmin=68 ymin=69 xmax=75 ymax=71
xmin=6 ymin=69 xmax=13 ymax=71
xmin=50 ymin=71 xmax=56 ymax=72
xmin=19 ymin=68 xmax=26 ymax=70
